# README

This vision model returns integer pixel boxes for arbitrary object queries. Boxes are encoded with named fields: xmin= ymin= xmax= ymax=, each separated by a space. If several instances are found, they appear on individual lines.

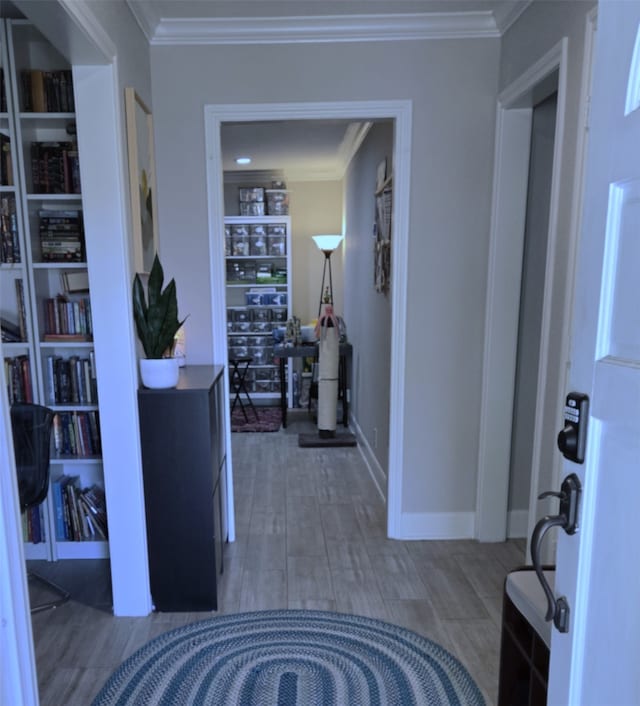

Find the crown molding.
xmin=150 ymin=12 xmax=501 ymax=46
xmin=125 ymin=0 xmax=160 ymax=42
xmin=337 ymin=121 xmax=373 ymax=177
xmin=493 ymin=0 xmax=532 ymax=34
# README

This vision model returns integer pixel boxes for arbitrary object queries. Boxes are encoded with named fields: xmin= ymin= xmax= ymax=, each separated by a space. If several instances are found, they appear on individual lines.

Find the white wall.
xmin=151 ymin=37 xmax=500 ymax=526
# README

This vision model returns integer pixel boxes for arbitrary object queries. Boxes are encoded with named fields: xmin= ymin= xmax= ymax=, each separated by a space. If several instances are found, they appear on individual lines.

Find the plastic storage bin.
xmin=239 ymin=187 xmax=264 ymax=203
xmin=267 ymin=235 xmax=285 ymax=256
xmin=265 ymin=190 xmax=289 ymax=216
xmin=239 ymin=202 xmax=265 ymax=217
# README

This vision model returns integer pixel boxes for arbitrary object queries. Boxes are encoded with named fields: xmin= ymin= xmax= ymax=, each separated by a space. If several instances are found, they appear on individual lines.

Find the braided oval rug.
xmin=92 ymin=610 xmax=485 ymax=706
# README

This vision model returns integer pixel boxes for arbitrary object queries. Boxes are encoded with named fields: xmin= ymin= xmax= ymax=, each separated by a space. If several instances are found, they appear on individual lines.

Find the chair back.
xmin=10 ymin=403 xmax=54 ymax=510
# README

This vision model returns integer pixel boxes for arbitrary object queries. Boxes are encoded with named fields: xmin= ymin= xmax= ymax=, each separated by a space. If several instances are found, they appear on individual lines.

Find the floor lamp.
xmin=299 ymin=235 xmax=355 ymax=448
xmin=312 ymin=234 xmax=343 ymax=318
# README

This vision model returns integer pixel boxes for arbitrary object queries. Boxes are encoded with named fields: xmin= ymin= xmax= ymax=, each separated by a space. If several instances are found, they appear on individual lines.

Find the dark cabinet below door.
xmin=138 ymin=365 xmax=226 ymax=611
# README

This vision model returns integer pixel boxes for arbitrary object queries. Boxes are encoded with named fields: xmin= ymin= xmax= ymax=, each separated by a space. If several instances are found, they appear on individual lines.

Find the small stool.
xmin=229 ymin=357 xmax=258 ymax=422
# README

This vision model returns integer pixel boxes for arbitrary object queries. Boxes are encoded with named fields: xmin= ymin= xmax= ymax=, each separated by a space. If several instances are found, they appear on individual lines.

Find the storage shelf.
xmin=23 ymin=542 xmax=49 ymax=560
xmin=27 ymin=193 xmax=82 ymax=201
xmin=50 ymin=455 xmax=102 ymax=465
xmin=227 ymin=282 xmax=287 ymax=288
xmin=19 ymin=112 xmax=75 ymax=121
xmin=55 ymin=539 xmax=109 ymax=560
xmin=1 ymin=341 xmax=29 ymax=350
xmin=226 ymin=255 xmax=286 ymax=260
xmin=40 ymin=340 xmax=94 ymax=349
xmin=49 ymin=403 xmax=99 ymax=412
xmin=32 ymin=261 xmax=87 ymax=269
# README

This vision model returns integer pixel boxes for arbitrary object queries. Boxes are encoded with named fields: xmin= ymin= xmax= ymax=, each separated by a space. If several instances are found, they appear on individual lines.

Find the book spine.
xmin=15 ymin=279 xmax=26 ymax=341
xmin=45 ymin=354 xmax=56 ymax=405
xmin=51 ymin=476 xmax=67 ymax=540
xmin=20 ymin=357 xmax=32 ymax=403
xmin=52 ymin=413 xmax=62 ymax=455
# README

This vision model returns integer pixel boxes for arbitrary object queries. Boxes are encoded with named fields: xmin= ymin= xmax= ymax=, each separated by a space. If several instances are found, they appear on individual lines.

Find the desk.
xmin=274 ymin=342 xmax=352 ymax=429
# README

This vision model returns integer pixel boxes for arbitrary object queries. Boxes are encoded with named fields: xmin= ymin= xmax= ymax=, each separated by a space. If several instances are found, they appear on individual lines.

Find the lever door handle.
xmin=531 ymin=513 xmax=568 ymax=625
xmin=529 ymin=473 xmax=582 ymax=633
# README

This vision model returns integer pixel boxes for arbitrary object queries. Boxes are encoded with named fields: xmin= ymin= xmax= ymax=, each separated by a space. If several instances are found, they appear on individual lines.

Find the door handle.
xmin=530 ymin=473 xmax=581 ymax=633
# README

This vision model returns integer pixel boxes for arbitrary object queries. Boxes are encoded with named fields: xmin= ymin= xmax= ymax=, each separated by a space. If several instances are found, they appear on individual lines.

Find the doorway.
xmin=203 ymin=101 xmax=412 ymax=542
xmin=476 ymin=41 xmax=569 ymax=543
xmin=508 ymin=90 xmax=558 ymax=538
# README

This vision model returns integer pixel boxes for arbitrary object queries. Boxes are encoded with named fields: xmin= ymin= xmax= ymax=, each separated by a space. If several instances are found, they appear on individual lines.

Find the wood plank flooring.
xmin=28 ymin=412 xmax=526 ymax=705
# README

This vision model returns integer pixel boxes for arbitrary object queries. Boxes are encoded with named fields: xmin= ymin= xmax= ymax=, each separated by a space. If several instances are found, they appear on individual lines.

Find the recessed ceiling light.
xmin=235 ymin=156 xmax=251 ymax=165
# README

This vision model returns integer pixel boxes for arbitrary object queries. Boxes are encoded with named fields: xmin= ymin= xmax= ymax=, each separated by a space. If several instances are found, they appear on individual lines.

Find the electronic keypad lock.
xmin=557 ymin=392 xmax=589 ymax=464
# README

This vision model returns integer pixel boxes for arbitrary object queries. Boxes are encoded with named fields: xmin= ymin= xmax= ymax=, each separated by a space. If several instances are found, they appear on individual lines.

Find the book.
xmin=51 ymin=475 xmax=70 ymax=540
xmin=15 ymin=279 xmax=26 ymax=341
xmin=1 ymin=317 xmax=21 ymax=342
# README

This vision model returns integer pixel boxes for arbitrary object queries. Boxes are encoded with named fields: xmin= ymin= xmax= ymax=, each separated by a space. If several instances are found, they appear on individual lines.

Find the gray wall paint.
xmin=344 ymin=122 xmax=394 ymax=475
xmin=150 ymin=37 xmax=500 ymax=519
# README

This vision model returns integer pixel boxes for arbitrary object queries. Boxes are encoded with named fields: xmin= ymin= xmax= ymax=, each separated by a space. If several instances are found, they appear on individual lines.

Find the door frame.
xmin=476 ymin=39 xmax=569 ymax=541
xmin=203 ymin=100 xmax=412 ymax=539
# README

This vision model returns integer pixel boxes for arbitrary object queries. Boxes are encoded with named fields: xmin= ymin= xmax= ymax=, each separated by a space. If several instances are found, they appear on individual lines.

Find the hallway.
xmin=29 ymin=412 xmax=525 ymax=705
xmin=221 ymin=413 xmax=526 ymax=704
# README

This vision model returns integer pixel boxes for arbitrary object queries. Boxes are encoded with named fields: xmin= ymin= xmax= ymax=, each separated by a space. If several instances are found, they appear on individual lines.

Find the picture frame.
xmin=125 ymin=87 xmax=159 ymax=274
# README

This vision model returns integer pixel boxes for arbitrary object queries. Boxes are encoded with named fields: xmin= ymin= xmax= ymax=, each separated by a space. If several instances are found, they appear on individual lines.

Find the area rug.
xmin=231 ymin=406 xmax=281 ymax=433
xmin=91 ymin=610 xmax=485 ymax=705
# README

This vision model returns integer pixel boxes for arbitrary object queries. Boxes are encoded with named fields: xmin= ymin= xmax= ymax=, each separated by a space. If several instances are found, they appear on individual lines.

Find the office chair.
xmin=11 ymin=402 xmax=70 ymax=613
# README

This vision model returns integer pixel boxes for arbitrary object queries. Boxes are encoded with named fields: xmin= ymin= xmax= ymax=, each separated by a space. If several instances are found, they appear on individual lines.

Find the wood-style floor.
xmin=28 ymin=412 xmax=526 ymax=705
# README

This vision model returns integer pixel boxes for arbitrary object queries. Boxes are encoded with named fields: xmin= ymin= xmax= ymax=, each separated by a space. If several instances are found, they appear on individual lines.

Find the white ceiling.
xmin=126 ymin=0 xmax=530 ymax=180
xmin=221 ymin=119 xmax=382 ymax=181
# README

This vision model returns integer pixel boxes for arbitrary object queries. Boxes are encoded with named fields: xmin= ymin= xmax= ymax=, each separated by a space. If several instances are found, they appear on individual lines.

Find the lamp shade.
xmin=312 ymin=234 xmax=344 ymax=253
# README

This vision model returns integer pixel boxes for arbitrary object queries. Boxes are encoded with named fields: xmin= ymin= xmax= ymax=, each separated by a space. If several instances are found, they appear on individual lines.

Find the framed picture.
xmin=125 ymin=87 xmax=159 ymax=274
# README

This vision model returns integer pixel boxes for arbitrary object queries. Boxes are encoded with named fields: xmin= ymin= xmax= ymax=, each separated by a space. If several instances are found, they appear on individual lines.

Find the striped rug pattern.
xmin=92 ymin=610 xmax=485 ymax=705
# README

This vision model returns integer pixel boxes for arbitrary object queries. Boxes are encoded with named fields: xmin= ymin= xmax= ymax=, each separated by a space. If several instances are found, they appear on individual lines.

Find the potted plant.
xmin=133 ymin=254 xmax=186 ymax=388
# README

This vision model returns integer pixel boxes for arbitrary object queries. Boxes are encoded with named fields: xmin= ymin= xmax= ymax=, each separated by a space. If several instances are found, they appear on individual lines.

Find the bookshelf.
xmin=224 ymin=215 xmax=292 ymax=405
xmin=0 ymin=20 xmax=108 ymax=562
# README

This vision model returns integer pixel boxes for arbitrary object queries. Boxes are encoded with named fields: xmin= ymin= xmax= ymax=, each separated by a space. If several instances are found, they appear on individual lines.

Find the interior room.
xmin=2 ymin=1 xmax=638 ymax=705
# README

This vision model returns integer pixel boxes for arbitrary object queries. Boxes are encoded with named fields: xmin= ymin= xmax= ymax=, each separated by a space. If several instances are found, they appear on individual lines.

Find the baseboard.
xmin=507 ymin=509 xmax=529 ymax=538
xmin=395 ymin=511 xmax=476 ymax=540
xmin=350 ymin=414 xmax=386 ymax=503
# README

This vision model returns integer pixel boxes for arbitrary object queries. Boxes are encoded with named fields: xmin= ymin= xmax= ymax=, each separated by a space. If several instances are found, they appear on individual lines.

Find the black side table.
xmin=229 ymin=357 xmax=258 ymax=422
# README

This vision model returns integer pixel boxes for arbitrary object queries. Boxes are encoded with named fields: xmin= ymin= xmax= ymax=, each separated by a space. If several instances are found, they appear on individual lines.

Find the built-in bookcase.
xmin=0 ymin=20 xmax=108 ymax=561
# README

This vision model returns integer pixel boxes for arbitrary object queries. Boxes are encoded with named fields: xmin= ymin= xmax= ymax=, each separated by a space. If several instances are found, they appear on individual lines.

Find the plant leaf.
xmin=147 ymin=254 xmax=164 ymax=311
xmin=132 ymin=255 xmax=186 ymax=358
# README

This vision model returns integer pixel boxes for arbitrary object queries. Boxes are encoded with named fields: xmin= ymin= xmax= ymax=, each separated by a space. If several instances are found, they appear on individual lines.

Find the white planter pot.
xmin=139 ymin=357 xmax=180 ymax=389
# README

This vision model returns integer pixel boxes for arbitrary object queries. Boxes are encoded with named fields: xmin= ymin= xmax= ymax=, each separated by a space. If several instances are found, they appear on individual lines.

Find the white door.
xmin=548 ymin=3 xmax=640 ymax=704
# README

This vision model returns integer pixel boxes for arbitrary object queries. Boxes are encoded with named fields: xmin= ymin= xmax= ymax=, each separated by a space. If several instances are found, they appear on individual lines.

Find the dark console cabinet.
xmin=138 ymin=365 xmax=226 ymax=611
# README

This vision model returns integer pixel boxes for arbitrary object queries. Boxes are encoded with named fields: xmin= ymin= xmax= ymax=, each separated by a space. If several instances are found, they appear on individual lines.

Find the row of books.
xmin=45 ymin=353 xmax=97 ymax=405
xmin=43 ymin=295 xmax=92 ymax=340
xmin=51 ymin=476 xmax=107 ymax=542
xmin=52 ymin=410 xmax=101 ymax=457
xmin=0 ymin=195 xmax=19 ymax=263
xmin=22 ymin=503 xmax=46 ymax=544
xmin=4 ymin=355 xmax=32 ymax=404
xmin=21 ymin=69 xmax=75 ymax=113
xmin=39 ymin=208 xmax=84 ymax=262
xmin=31 ymin=141 xmax=81 ymax=195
